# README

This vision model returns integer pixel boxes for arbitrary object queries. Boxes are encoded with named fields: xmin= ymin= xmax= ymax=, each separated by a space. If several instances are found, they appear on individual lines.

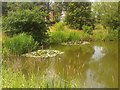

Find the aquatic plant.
xmin=49 ymin=31 xmax=69 ymax=44
xmin=3 ymin=33 xmax=38 ymax=56
xmin=49 ymin=30 xmax=82 ymax=44
xmin=23 ymin=50 xmax=64 ymax=58
xmin=67 ymin=32 xmax=81 ymax=41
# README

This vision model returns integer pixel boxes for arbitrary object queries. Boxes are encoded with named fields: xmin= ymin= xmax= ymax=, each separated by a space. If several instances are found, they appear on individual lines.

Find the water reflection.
xmin=4 ymin=41 xmax=118 ymax=88
xmin=83 ymin=69 xmax=104 ymax=88
xmin=92 ymin=46 xmax=105 ymax=61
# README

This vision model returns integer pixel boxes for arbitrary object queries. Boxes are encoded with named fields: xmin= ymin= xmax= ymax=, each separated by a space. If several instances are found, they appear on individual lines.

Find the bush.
xmin=3 ymin=33 xmax=38 ymax=55
xmin=82 ymin=25 xmax=93 ymax=35
xmin=3 ymin=8 xmax=48 ymax=44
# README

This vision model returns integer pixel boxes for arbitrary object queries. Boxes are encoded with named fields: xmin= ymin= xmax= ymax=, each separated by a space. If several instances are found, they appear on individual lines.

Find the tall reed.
xmin=3 ymin=33 xmax=38 ymax=55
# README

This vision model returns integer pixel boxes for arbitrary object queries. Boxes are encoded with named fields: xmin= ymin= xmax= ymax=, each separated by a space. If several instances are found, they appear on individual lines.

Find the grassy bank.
xmin=2 ymin=33 xmax=38 ymax=58
xmin=2 ymin=67 xmax=76 ymax=88
xmin=49 ymin=23 xmax=118 ymax=44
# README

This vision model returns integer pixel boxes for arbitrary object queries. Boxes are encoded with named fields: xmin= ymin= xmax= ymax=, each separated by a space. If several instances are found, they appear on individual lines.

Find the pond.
xmin=5 ymin=41 xmax=118 ymax=88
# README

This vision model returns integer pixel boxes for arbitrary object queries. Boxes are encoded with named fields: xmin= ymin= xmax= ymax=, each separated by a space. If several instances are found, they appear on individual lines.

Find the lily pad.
xmin=22 ymin=50 xmax=64 ymax=58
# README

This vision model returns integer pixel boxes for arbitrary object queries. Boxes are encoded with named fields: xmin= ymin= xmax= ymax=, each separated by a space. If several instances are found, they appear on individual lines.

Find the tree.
xmin=3 ymin=2 xmax=49 ymax=45
xmin=92 ymin=2 xmax=119 ymax=30
xmin=53 ymin=2 xmax=63 ymax=22
xmin=65 ymin=2 xmax=95 ymax=30
xmin=2 ymin=2 xmax=8 ymax=16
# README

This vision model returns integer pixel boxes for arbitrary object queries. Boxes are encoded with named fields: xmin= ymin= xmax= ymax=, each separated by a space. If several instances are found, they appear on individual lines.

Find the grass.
xmin=49 ymin=31 xmax=69 ymax=44
xmin=49 ymin=23 xmax=118 ymax=44
xmin=2 ymin=68 xmax=45 ymax=88
xmin=3 ymin=33 xmax=38 ymax=56
xmin=50 ymin=22 xmax=65 ymax=31
xmin=2 ymin=67 xmax=78 ymax=88
xmin=49 ymin=30 xmax=82 ymax=44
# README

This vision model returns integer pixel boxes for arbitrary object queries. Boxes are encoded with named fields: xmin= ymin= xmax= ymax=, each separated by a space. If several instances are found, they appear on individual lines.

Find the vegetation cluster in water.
xmin=61 ymin=41 xmax=90 ymax=45
xmin=22 ymin=50 xmax=64 ymax=58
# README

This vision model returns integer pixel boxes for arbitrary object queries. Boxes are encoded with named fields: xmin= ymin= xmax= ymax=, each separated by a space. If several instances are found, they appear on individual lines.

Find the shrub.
xmin=3 ymin=8 xmax=48 ymax=44
xmin=3 ymin=33 xmax=38 ymax=55
xmin=82 ymin=25 xmax=93 ymax=35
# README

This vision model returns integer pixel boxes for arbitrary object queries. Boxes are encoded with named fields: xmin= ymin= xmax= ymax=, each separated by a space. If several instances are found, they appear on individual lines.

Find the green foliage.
xmin=49 ymin=31 xmax=69 ymax=44
xmin=106 ymin=29 xmax=118 ymax=41
xmin=92 ymin=29 xmax=118 ymax=41
xmin=2 ymin=68 xmax=45 ymax=88
xmin=82 ymin=25 xmax=93 ymax=35
xmin=92 ymin=30 xmax=107 ymax=41
xmin=95 ymin=24 xmax=104 ymax=30
xmin=3 ymin=33 xmax=38 ymax=55
xmin=52 ymin=22 xmax=65 ymax=31
xmin=81 ymin=33 xmax=92 ymax=41
xmin=49 ymin=30 xmax=81 ymax=44
xmin=92 ymin=2 xmax=118 ymax=30
xmin=2 ymin=2 xmax=8 ymax=16
xmin=2 ymin=2 xmax=48 ymax=15
xmin=49 ymin=25 xmax=118 ymax=43
xmin=68 ymin=32 xmax=81 ymax=41
xmin=3 ymin=7 xmax=48 ymax=44
xmin=65 ymin=2 xmax=95 ymax=30
xmin=2 ymin=67 xmax=74 ymax=88
xmin=53 ymin=2 xmax=63 ymax=22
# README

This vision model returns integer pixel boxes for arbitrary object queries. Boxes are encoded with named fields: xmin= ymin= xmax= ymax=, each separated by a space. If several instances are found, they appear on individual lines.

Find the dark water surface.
xmin=5 ymin=41 xmax=118 ymax=88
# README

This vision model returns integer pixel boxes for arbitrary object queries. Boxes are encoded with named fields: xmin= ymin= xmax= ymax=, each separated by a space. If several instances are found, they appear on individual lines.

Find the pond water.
xmin=5 ymin=41 xmax=118 ymax=88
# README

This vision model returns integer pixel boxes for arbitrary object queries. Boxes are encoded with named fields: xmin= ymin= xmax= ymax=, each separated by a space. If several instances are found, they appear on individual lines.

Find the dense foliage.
xmin=82 ymin=25 xmax=93 ymax=35
xmin=92 ymin=2 xmax=119 ymax=30
xmin=3 ymin=7 xmax=48 ymax=44
xmin=65 ymin=2 xmax=95 ymax=30
xmin=2 ymin=2 xmax=48 ymax=16
xmin=53 ymin=2 xmax=63 ymax=22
